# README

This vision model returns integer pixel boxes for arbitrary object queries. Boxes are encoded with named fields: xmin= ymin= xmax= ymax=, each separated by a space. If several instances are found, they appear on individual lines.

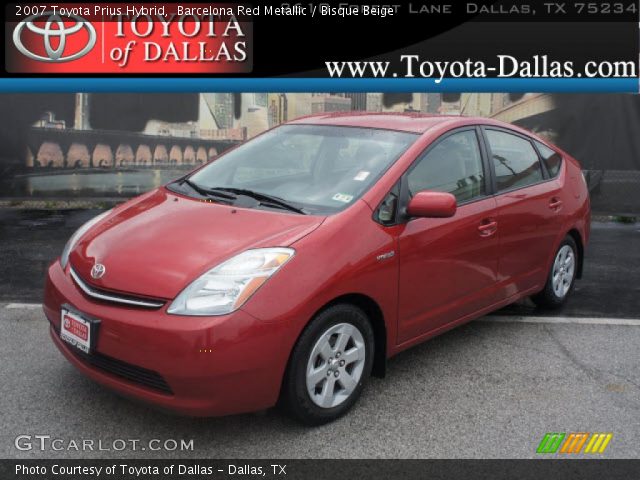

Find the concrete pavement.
xmin=1 ymin=304 xmax=638 ymax=459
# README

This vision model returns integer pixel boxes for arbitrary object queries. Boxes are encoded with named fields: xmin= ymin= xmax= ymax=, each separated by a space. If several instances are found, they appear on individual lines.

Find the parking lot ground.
xmin=1 ymin=304 xmax=638 ymax=459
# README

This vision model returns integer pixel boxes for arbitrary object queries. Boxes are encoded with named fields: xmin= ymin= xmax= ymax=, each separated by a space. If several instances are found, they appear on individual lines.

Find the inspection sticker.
xmin=354 ymin=171 xmax=370 ymax=181
xmin=332 ymin=193 xmax=354 ymax=203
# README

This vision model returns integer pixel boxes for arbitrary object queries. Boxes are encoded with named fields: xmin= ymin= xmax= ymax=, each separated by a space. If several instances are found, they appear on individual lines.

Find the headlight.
xmin=167 ymin=248 xmax=295 ymax=316
xmin=60 ymin=210 xmax=112 ymax=269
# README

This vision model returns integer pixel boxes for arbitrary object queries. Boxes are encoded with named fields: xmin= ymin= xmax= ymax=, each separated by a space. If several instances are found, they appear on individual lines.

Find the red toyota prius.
xmin=44 ymin=113 xmax=590 ymax=424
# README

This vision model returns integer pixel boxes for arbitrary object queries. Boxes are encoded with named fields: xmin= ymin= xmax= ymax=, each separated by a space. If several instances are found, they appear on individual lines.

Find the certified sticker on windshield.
xmin=354 ymin=171 xmax=370 ymax=181
xmin=332 ymin=193 xmax=354 ymax=203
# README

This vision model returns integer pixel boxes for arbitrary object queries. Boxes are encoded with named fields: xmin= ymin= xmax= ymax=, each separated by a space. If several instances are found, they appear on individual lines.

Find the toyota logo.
xmin=91 ymin=263 xmax=106 ymax=280
xmin=12 ymin=12 xmax=96 ymax=62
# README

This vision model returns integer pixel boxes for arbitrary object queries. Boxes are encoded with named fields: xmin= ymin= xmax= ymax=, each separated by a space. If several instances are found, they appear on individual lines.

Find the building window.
xmin=253 ymin=94 xmax=267 ymax=107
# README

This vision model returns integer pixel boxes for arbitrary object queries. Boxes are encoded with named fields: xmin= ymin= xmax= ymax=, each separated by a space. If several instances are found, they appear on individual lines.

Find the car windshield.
xmin=181 ymin=125 xmax=418 ymax=215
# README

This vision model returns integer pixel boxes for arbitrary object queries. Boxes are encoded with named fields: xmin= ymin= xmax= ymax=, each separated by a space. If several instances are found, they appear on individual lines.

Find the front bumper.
xmin=44 ymin=261 xmax=293 ymax=416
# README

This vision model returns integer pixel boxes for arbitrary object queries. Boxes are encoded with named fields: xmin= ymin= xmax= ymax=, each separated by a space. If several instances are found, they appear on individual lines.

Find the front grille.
xmin=70 ymin=268 xmax=165 ymax=309
xmin=53 ymin=321 xmax=173 ymax=395
xmin=71 ymin=349 xmax=174 ymax=395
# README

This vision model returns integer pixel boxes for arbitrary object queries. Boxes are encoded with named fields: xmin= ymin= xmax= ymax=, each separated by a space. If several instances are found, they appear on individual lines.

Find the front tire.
xmin=282 ymin=304 xmax=374 ymax=425
xmin=532 ymin=235 xmax=578 ymax=309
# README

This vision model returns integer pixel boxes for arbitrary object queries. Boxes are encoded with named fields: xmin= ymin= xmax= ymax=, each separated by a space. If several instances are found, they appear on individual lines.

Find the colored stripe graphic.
xmin=560 ymin=433 xmax=589 ymax=453
xmin=537 ymin=432 xmax=613 ymax=454
xmin=537 ymin=433 xmax=565 ymax=454
xmin=584 ymin=433 xmax=613 ymax=454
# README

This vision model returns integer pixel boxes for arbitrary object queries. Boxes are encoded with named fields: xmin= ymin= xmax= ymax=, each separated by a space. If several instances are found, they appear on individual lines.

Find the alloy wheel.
xmin=305 ymin=322 xmax=366 ymax=408
xmin=552 ymin=245 xmax=575 ymax=298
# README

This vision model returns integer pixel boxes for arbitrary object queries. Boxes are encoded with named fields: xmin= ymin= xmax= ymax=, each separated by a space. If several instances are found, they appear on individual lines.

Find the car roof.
xmin=287 ymin=112 xmax=506 ymax=134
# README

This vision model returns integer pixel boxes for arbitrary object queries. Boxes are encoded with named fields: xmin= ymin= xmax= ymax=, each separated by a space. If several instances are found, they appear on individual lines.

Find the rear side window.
xmin=535 ymin=141 xmax=563 ymax=177
xmin=486 ymin=130 xmax=543 ymax=192
xmin=407 ymin=130 xmax=485 ymax=203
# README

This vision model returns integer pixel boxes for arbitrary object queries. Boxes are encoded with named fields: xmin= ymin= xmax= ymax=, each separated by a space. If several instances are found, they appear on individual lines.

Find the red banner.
xmin=5 ymin=3 xmax=252 ymax=73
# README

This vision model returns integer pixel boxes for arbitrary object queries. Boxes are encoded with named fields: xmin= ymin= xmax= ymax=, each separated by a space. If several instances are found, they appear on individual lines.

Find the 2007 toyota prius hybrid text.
xmin=44 ymin=113 xmax=590 ymax=425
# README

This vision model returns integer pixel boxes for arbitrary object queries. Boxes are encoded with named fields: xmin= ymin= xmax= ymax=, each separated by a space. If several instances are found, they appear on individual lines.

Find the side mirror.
xmin=406 ymin=191 xmax=457 ymax=218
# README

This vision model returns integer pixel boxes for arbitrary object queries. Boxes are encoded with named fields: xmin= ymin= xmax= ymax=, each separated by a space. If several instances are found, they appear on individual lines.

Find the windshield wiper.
xmin=181 ymin=179 xmax=237 ymax=201
xmin=181 ymin=181 xmax=307 ymax=214
xmin=210 ymin=187 xmax=307 ymax=215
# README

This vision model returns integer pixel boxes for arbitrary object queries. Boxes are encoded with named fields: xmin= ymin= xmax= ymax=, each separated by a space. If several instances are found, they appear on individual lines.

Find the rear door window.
xmin=485 ymin=130 xmax=543 ymax=192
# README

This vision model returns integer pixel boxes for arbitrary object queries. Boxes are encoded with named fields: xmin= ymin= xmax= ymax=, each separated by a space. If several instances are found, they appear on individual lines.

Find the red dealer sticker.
xmin=5 ymin=3 xmax=252 ymax=73
xmin=60 ymin=309 xmax=91 ymax=353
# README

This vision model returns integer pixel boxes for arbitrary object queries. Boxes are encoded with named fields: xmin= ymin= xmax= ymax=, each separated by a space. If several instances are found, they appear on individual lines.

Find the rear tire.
xmin=532 ymin=235 xmax=578 ymax=309
xmin=282 ymin=304 xmax=374 ymax=426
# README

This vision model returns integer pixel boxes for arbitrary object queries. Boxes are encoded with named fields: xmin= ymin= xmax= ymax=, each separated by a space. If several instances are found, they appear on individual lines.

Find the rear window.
xmin=535 ymin=141 xmax=563 ymax=177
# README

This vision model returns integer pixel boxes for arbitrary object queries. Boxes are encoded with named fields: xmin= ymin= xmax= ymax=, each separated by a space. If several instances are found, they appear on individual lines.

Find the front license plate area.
xmin=60 ymin=306 xmax=99 ymax=354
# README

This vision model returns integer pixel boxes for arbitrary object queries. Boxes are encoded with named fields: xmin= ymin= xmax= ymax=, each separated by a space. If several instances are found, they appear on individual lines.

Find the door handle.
xmin=549 ymin=197 xmax=563 ymax=211
xmin=478 ymin=219 xmax=498 ymax=237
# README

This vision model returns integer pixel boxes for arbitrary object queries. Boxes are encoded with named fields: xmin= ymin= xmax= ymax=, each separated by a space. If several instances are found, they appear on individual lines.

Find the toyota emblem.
xmin=91 ymin=263 xmax=106 ymax=279
xmin=12 ymin=12 xmax=96 ymax=63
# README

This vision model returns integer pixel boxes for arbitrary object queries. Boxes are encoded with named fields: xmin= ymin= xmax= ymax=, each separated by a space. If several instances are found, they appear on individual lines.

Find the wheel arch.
xmin=285 ymin=293 xmax=388 ymax=383
xmin=567 ymin=228 xmax=585 ymax=279
xmin=322 ymin=293 xmax=387 ymax=378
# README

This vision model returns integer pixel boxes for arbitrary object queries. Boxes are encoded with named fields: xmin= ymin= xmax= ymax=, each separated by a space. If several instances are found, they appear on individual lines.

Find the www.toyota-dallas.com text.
xmin=326 ymin=55 xmax=637 ymax=83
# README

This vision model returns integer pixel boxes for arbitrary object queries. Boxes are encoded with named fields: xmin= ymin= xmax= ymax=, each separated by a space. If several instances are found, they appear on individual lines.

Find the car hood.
xmin=69 ymin=188 xmax=325 ymax=299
